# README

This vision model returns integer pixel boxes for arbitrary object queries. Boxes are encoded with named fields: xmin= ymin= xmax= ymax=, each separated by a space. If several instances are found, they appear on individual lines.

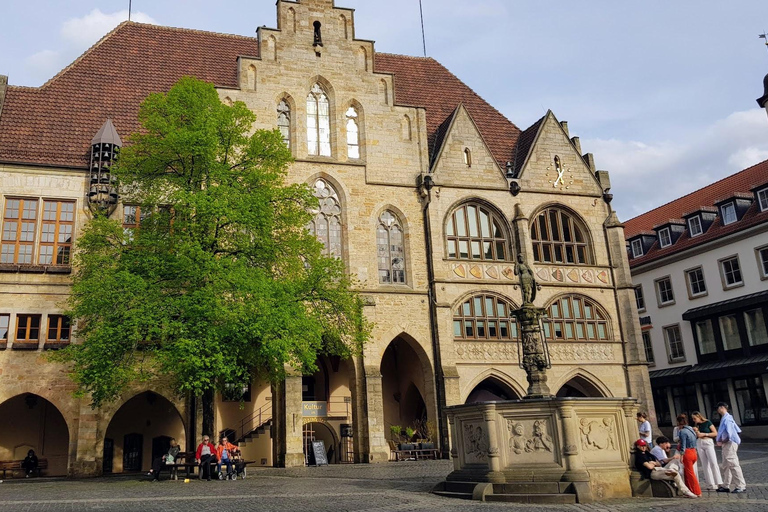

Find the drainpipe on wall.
xmin=419 ymin=174 xmax=449 ymax=458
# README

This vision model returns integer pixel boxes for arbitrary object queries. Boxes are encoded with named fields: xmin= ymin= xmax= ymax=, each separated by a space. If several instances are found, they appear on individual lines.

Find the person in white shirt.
xmin=651 ymin=436 xmax=681 ymax=469
xmin=637 ymin=412 xmax=653 ymax=444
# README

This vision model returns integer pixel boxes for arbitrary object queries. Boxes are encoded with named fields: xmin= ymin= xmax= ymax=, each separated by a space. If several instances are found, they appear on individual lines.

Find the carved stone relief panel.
xmin=462 ymin=421 xmax=489 ymax=464
xmin=503 ymin=417 xmax=557 ymax=466
xmin=455 ymin=342 xmax=618 ymax=363
xmin=579 ymin=417 xmax=617 ymax=451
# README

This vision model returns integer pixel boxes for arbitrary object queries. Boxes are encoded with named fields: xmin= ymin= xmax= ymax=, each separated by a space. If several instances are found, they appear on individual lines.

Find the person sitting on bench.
xmin=195 ymin=435 xmax=218 ymax=481
xmin=22 ymin=449 xmax=38 ymax=478
xmin=634 ymin=439 xmax=696 ymax=499
xmin=148 ymin=438 xmax=180 ymax=481
xmin=216 ymin=437 xmax=238 ymax=480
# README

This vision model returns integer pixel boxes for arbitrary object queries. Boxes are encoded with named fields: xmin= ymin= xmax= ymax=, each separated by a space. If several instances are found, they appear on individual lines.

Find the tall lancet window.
xmin=309 ymin=179 xmax=342 ymax=259
xmin=346 ymin=107 xmax=360 ymax=159
xmin=377 ymin=210 xmax=406 ymax=284
xmin=277 ymin=100 xmax=291 ymax=148
xmin=307 ymin=84 xmax=331 ymax=157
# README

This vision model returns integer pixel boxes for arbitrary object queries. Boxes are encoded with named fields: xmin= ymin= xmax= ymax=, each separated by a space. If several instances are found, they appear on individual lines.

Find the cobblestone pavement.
xmin=2 ymin=444 xmax=768 ymax=511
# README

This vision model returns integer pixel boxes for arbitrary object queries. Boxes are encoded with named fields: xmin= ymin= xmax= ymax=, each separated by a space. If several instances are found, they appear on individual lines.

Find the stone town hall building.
xmin=0 ymin=0 xmax=653 ymax=476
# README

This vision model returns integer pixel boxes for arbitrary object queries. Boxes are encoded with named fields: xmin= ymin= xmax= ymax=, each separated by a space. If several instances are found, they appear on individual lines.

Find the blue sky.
xmin=2 ymin=0 xmax=768 ymax=221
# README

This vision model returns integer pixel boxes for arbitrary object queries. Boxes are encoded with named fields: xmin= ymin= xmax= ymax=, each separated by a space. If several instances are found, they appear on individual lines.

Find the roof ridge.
xmin=624 ymin=157 xmax=768 ymax=225
xmin=128 ymin=21 xmax=257 ymax=41
xmin=38 ymin=21 xmax=131 ymax=90
xmin=375 ymin=52 xmax=433 ymax=61
xmin=36 ymin=21 xmax=257 ymax=90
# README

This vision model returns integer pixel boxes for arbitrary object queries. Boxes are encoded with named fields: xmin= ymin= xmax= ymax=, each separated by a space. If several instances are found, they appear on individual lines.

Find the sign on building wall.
xmin=302 ymin=401 xmax=327 ymax=417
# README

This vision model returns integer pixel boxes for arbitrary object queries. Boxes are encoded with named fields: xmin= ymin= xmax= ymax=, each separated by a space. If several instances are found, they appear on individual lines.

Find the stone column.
xmin=272 ymin=372 xmax=305 ymax=467
xmin=483 ymin=406 xmax=504 ymax=483
xmin=512 ymin=204 xmax=535 ymax=265
xmin=350 ymin=355 xmax=371 ymax=463
xmin=511 ymin=304 xmax=551 ymax=398
xmin=605 ymin=212 xmax=656 ymax=426
xmin=558 ymin=404 xmax=589 ymax=482
xmin=72 ymin=403 xmax=100 ymax=477
xmin=364 ymin=365 xmax=389 ymax=463
xmin=448 ymin=414 xmax=460 ymax=471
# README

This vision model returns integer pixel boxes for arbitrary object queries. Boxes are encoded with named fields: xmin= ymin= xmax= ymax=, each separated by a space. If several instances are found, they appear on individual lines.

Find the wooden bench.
xmin=393 ymin=448 xmax=439 ymax=461
xmin=163 ymin=452 xmax=252 ymax=480
xmin=0 ymin=458 xmax=48 ymax=478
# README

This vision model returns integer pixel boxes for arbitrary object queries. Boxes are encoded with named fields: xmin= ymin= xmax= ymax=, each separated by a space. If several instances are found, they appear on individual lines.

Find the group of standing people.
xmin=634 ymin=403 xmax=746 ymax=499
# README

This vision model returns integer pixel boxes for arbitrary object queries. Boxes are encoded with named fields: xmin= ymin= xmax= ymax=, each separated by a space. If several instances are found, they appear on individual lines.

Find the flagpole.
xmin=419 ymin=0 xmax=427 ymax=57
xmin=129 ymin=0 xmax=132 ymax=21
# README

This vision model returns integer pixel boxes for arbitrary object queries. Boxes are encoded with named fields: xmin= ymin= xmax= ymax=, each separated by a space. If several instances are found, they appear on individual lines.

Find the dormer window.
xmin=758 ymin=187 xmax=768 ymax=212
xmin=688 ymin=215 xmax=703 ymax=237
xmin=721 ymin=203 xmax=737 ymax=225
xmin=658 ymin=228 xmax=672 ymax=248
xmin=631 ymin=239 xmax=643 ymax=258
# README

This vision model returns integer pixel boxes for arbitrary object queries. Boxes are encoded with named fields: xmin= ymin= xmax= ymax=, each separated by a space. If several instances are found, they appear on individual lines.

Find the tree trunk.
xmin=202 ymin=388 xmax=215 ymax=439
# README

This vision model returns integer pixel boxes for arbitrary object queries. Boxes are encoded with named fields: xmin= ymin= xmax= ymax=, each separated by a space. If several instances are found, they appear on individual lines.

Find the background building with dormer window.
xmin=626 ymin=160 xmax=768 ymax=437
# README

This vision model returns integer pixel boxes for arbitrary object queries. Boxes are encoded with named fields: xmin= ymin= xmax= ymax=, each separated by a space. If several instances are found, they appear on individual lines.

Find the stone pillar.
xmin=350 ymin=355 xmax=371 ymax=463
xmin=483 ymin=407 xmax=504 ymax=483
xmin=272 ymin=373 xmax=305 ymax=467
xmin=604 ymin=212 xmax=656 ymax=425
xmin=363 ymin=365 xmax=389 ymax=463
xmin=511 ymin=304 xmax=551 ymax=398
xmin=558 ymin=404 xmax=589 ymax=482
xmin=448 ymin=414 xmax=460 ymax=471
xmin=512 ymin=204 xmax=535 ymax=265
xmin=72 ymin=404 xmax=101 ymax=477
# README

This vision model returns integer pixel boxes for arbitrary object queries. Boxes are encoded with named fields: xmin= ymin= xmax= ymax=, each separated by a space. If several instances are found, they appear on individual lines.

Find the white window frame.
xmin=631 ymin=239 xmax=643 ymax=258
xmin=758 ymin=187 xmax=768 ymax=212
xmin=719 ymin=255 xmax=744 ymax=289
xmin=634 ymin=285 xmax=646 ymax=313
xmin=655 ymin=276 xmax=675 ymax=307
xmin=663 ymin=324 xmax=686 ymax=363
xmin=721 ymin=202 xmax=737 ymax=225
xmin=685 ymin=266 xmax=708 ymax=298
xmin=658 ymin=228 xmax=672 ymax=248
xmin=756 ymin=245 xmax=768 ymax=281
xmin=688 ymin=215 xmax=703 ymax=237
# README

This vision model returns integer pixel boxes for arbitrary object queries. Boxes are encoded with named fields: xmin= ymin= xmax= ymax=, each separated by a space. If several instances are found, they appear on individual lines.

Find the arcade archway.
xmin=466 ymin=376 xmax=522 ymax=403
xmin=0 ymin=394 xmax=70 ymax=476
xmin=103 ymin=391 xmax=185 ymax=473
xmin=380 ymin=335 xmax=434 ymax=443
xmin=556 ymin=375 xmax=607 ymax=398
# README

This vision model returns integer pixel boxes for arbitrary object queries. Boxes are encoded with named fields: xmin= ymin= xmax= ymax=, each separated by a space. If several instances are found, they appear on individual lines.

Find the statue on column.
xmin=514 ymin=253 xmax=539 ymax=305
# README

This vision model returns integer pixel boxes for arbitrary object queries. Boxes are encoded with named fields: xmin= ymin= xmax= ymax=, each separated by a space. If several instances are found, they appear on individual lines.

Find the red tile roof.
xmin=624 ymin=159 xmax=768 ymax=238
xmin=0 ymin=22 xmax=257 ymax=169
xmin=626 ymin=159 xmax=768 ymax=268
xmin=0 ymin=22 xmax=522 ymax=171
xmin=374 ymin=53 xmax=521 ymax=168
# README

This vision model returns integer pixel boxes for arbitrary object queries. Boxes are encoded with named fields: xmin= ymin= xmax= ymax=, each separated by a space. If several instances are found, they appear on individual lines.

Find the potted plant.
xmin=390 ymin=425 xmax=402 ymax=442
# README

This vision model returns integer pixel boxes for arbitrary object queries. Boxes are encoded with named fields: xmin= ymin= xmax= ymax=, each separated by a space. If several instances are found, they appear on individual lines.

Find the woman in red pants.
xmin=677 ymin=414 xmax=701 ymax=496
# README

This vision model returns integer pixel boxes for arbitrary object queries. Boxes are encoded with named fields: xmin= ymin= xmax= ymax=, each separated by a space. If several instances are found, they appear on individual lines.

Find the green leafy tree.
xmin=55 ymin=77 xmax=370 ymax=436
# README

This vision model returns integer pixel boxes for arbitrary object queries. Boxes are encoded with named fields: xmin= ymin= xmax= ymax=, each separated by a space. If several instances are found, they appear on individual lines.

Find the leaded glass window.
xmin=377 ymin=210 xmax=405 ymax=284
xmin=1 ymin=198 xmax=38 ymax=264
xmin=542 ymin=295 xmax=611 ymax=341
xmin=346 ymin=107 xmax=359 ymax=159
xmin=531 ymin=207 xmax=591 ymax=265
xmin=445 ymin=204 xmax=509 ymax=261
xmin=454 ymin=294 xmax=519 ymax=341
xmin=307 ymin=84 xmax=331 ymax=157
xmin=309 ymin=179 xmax=342 ymax=258
xmin=278 ymin=99 xmax=291 ymax=148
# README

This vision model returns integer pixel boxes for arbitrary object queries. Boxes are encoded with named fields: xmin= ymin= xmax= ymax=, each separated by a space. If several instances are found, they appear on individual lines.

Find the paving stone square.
xmin=2 ymin=444 xmax=768 ymax=512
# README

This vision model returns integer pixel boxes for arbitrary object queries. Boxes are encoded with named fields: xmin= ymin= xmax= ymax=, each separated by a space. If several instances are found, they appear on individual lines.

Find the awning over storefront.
xmin=649 ymin=365 xmax=692 ymax=387
xmin=682 ymin=290 xmax=768 ymax=321
xmin=684 ymin=354 xmax=768 ymax=382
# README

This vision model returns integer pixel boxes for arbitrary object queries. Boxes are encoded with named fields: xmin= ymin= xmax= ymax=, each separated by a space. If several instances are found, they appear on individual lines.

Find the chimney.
xmin=560 ymin=121 xmax=569 ymax=137
xmin=0 ymin=75 xmax=8 ymax=120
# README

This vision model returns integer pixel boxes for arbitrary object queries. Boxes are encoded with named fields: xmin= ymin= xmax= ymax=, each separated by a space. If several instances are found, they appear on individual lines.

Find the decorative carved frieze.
xmin=448 ymin=263 xmax=612 ymax=286
xmin=455 ymin=342 xmax=617 ymax=363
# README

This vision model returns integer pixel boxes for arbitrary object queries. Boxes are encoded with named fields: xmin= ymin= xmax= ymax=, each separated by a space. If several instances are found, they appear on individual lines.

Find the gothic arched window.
xmin=454 ymin=294 xmax=519 ymax=341
xmin=377 ymin=210 xmax=405 ymax=284
xmin=307 ymin=84 xmax=331 ymax=157
xmin=542 ymin=295 xmax=611 ymax=341
xmin=446 ymin=203 xmax=509 ymax=261
xmin=346 ymin=107 xmax=360 ymax=159
xmin=531 ymin=207 xmax=591 ymax=265
xmin=277 ymin=99 xmax=291 ymax=148
xmin=309 ymin=179 xmax=342 ymax=259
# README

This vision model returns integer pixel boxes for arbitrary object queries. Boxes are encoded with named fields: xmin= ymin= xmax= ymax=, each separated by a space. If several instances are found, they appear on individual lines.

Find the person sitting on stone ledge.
xmin=650 ymin=436 xmax=681 ymax=469
xmin=634 ymin=439 xmax=697 ymax=499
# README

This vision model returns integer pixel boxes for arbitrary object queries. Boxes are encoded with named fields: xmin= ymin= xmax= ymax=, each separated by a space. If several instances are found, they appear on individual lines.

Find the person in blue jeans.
xmin=216 ymin=437 xmax=238 ymax=480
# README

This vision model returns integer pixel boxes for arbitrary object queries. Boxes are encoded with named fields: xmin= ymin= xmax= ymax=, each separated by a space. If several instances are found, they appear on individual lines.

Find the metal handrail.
xmin=237 ymin=401 xmax=273 ymax=441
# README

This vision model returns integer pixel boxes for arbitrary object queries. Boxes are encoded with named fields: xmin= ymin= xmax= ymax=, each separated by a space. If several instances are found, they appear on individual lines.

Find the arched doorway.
xmin=556 ymin=375 xmax=606 ymax=398
xmin=466 ymin=377 xmax=521 ymax=403
xmin=380 ymin=336 xmax=434 ymax=445
xmin=0 ymin=394 xmax=70 ymax=476
xmin=302 ymin=421 xmax=338 ymax=465
xmin=104 ymin=391 xmax=185 ymax=473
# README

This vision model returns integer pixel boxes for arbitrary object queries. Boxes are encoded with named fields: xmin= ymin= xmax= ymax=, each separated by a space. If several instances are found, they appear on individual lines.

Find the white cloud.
xmin=583 ymin=109 xmax=768 ymax=221
xmin=24 ymin=49 xmax=62 ymax=78
xmin=61 ymin=9 xmax=156 ymax=48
